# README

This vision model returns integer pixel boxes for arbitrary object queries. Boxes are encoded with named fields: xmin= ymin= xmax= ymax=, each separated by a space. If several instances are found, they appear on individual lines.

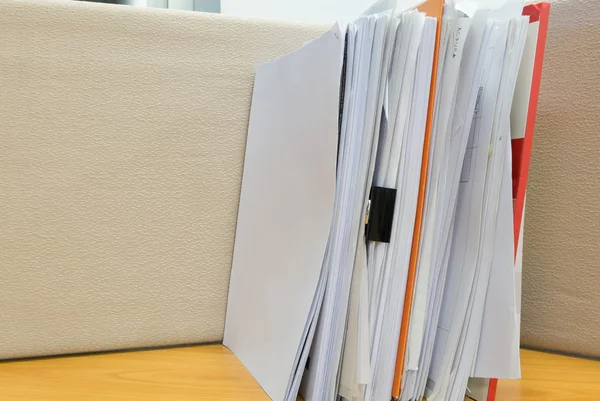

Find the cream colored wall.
xmin=521 ymin=0 xmax=600 ymax=358
xmin=0 ymin=0 xmax=325 ymax=360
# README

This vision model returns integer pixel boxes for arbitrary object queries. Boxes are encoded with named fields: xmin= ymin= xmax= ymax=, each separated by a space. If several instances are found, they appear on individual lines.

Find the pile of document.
xmin=224 ymin=1 xmax=544 ymax=400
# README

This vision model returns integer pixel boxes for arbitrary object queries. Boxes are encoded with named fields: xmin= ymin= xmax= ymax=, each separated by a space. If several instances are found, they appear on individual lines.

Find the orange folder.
xmin=390 ymin=2 xmax=551 ymax=400
xmin=391 ymin=0 xmax=444 ymax=399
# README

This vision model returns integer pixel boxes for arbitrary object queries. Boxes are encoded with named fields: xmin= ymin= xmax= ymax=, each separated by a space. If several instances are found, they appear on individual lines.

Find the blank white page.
xmin=223 ymin=26 xmax=342 ymax=401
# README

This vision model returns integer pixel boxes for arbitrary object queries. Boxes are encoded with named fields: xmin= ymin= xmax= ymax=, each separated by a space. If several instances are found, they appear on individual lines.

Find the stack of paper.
xmin=224 ymin=1 xmax=549 ymax=401
xmin=300 ymin=12 xmax=390 ymax=401
xmin=401 ymin=3 xmax=530 ymax=401
xmin=441 ymin=12 xmax=529 ymax=401
xmin=362 ymin=10 xmax=437 ymax=401
xmin=399 ymin=4 xmax=482 ymax=399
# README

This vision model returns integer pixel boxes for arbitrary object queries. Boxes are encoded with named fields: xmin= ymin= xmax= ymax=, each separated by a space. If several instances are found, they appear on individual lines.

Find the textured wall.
xmin=521 ymin=0 xmax=600 ymax=358
xmin=0 ymin=0 xmax=325 ymax=359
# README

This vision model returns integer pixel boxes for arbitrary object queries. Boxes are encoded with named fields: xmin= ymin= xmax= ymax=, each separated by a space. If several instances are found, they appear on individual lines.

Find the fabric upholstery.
xmin=521 ymin=0 xmax=600 ymax=358
xmin=0 ymin=0 xmax=326 ymax=359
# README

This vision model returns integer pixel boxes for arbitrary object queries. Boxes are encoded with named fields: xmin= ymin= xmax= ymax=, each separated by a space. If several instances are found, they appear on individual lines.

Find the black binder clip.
xmin=365 ymin=186 xmax=396 ymax=243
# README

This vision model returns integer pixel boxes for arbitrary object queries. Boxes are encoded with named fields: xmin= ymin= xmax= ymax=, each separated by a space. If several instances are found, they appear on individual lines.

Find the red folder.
xmin=487 ymin=2 xmax=551 ymax=401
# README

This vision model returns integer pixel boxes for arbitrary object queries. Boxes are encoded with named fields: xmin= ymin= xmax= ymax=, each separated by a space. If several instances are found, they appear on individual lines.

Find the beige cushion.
xmin=521 ymin=0 xmax=600 ymax=358
xmin=0 ymin=0 xmax=325 ymax=359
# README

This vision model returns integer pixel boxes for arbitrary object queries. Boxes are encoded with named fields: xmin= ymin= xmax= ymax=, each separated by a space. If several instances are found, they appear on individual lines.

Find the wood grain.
xmin=0 ymin=345 xmax=269 ymax=401
xmin=496 ymin=349 xmax=600 ymax=401
xmin=0 ymin=346 xmax=598 ymax=400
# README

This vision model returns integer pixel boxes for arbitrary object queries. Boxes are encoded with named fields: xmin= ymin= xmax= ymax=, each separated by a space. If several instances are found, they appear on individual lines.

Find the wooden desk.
xmin=496 ymin=349 xmax=600 ymax=401
xmin=1 ymin=346 xmax=598 ymax=400
xmin=0 ymin=345 xmax=269 ymax=401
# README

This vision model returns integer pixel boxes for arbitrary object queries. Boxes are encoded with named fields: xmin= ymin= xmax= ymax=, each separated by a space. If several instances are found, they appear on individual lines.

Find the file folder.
xmin=511 ymin=1 xmax=550 ymax=253
xmin=391 ymin=1 xmax=445 ymax=399
xmin=475 ymin=2 xmax=550 ymax=400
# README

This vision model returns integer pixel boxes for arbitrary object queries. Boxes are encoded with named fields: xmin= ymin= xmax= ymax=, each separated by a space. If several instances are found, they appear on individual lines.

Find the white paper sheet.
xmin=471 ymin=152 xmax=520 ymax=379
xmin=223 ymin=25 xmax=343 ymax=401
xmin=426 ymin=17 xmax=507 ymax=398
xmin=339 ymin=240 xmax=370 ymax=401
xmin=447 ymin=136 xmax=514 ymax=401
xmin=472 ymin=17 xmax=537 ymax=367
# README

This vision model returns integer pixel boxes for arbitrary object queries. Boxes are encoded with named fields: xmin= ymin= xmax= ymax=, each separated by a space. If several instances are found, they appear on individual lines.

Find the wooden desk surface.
xmin=0 ymin=345 xmax=598 ymax=400
xmin=0 ymin=345 xmax=269 ymax=401
xmin=496 ymin=348 xmax=600 ymax=401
